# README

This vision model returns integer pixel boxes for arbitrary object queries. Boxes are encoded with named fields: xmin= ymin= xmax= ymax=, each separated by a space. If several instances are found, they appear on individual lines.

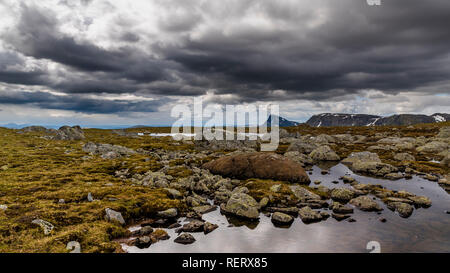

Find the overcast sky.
xmin=0 ymin=0 xmax=449 ymax=126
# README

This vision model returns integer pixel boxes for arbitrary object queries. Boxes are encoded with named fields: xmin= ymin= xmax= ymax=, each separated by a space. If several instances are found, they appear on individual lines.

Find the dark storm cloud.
xmin=0 ymin=0 xmax=450 ymax=114
xmin=0 ymin=90 xmax=168 ymax=114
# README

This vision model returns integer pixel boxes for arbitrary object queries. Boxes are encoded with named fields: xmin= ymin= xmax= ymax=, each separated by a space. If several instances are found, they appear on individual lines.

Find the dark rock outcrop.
xmin=203 ymin=152 xmax=310 ymax=183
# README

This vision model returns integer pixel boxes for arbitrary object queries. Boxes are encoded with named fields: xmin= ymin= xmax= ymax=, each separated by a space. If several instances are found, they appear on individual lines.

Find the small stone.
xmin=139 ymin=226 xmax=154 ymax=236
xmin=31 ymin=219 xmax=54 ymax=235
xmin=66 ymin=241 xmax=81 ymax=253
xmin=0 ymin=204 xmax=7 ymax=210
xmin=387 ymin=202 xmax=414 ymax=218
xmin=332 ymin=213 xmax=350 ymax=221
xmin=58 ymin=199 xmax=65 ymax=204
xmin=259 ymin=197 xmax=269 ymax=208
xmin=271 ymin=212 xmax=294 ymax=225
xmin=87 ymin=192 xmax=93 ymax=202
xmin=347 ymin=218 xmax=356 ymax=223
xmin=379 ymin=218 xmax=387 ymax=223
xmin=204 ymin=222 xmax=218 ymax=234
xmin=174 ymin=233 xmax=196 ymax=244
xmin=105 ymin=208 xmax=125 ymax=225
xmin=157 ymin=208 xmax=178 ymax=218
xmin=135 ymin=236 xmax=152 ymax=248
xmin=192 ymin=205 xmax=216 ymax=215
xmin=314 ymin=180 xmax=321 ymax=185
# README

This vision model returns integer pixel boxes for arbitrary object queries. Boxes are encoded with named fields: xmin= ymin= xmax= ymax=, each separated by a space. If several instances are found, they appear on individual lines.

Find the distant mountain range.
xmin=305 ymin=113 xmax=449 ymax=127
xmin=265 ymin=115 xmax=300 ymax=127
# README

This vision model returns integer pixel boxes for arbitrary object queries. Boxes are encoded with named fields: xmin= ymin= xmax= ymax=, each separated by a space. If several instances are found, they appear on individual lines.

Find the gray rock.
xmin=341 ymin=151 xmax=381 ymax=165
xmin=309 ymin=145 xmax=340 ymax=161
xmin=387 ymin=202 xmax=414 ymax=218
xmin=332 ymin=213 xmax=350 ymax=221
xmin=349 ymin=196 xmax=383 ymax=211
xmin=223 ymin=192 xmax=260 ymax=219
xmin=271 ymin=212 xmax=294 ymax=225
xmin=290 ymin=185 xmax=321 ymax=201
xmin=192 ymin=205 xmax=217 ymax=215
xmin=31 ymin=219 xmax=54 ymax=235
xmin=66 ymin=241 xmax=81 ymax=253
xmin=174 ymin=233 xmax=196 ymax=244
xmin=417 ymin=141 xmax=448 ymax=154
xmin=394 ymin=153 xmax=415 ymax=161
xmin=87 ymin=192 xmax=93 ymax=202
xmin=287 ymin=141 xmax=318 ymax=154
xmin=164 ymin=188 xmax=182 ymax=199
xmin=331 ymin=202 xmax=353 ymax=214
xmin=298 ymin=206 xmax=323 ymax=223
xmin=105 ymin=208 xmax=125 ymax=225
xmin=0 ymin=204 xmax=7 ymax=210
xmin=135 ymin=236 xmax=152 ymax=248
xmin=157 ymin=208 xmax=178 ymax=218
xmin=82 ymin=142 xmax=136 ymax=159
xmin=331 ymin=188 xmax=355 ymax=203
xmin=204 ymin=222 xmax=219 ymax=234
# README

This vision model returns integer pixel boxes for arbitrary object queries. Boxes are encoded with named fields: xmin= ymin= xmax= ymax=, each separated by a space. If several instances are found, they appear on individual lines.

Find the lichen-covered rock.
xmin=283 ymin=151 xmax=314 ymax=166
xmin=349 ymin=196 xmax=383 ymax=211
xmin=416 ymin=141 xmax=448 ymax=154
xmin=394 ymin=153 xmax=415 ymax=161
xmin=223 ymin=192 xmax=259 ymax=219
xmin=298 ymin=206 xmax=323 ymax=223
xmin=157 ymin=208 xmax=178 ymax=218
xmin=341 ymin=151 xmax=381 ymax=165
xmin=287 ymin=141 xmax=318 ymax=154
xmin=309 ymin=145 xmax=340 ymax=161
xmin=290 ymin=185 xmax=321 ymax=201
xmin=203 ymin=152 xmax=310 ymax=184
xmin=271 ymin=212 xmax=294 ymax=225
xmin=83 ymin=142 xmax=136 ymax=159
xmin=387 ymin=202 xmax=414 ymax=218
xmin=351 ymin=161 xmax=398 ymax=177
xmin=408 ymin=196 xmax=432 ymax=207
xmin=331 ymin=188 xmax=355 ymax=203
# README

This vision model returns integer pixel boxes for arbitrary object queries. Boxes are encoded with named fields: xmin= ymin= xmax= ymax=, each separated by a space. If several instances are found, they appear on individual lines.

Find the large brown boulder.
xmin=202 ymin=152 xmax=310 ymax=184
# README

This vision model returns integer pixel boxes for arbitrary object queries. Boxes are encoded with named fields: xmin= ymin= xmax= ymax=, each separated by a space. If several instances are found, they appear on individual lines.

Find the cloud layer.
xmin=0 ymin=0 xmax=449 ymax=125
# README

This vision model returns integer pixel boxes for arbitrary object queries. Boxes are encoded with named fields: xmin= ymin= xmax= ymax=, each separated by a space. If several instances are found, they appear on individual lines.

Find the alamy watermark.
xmin=170 ymin=98 xmax=280 ymax=151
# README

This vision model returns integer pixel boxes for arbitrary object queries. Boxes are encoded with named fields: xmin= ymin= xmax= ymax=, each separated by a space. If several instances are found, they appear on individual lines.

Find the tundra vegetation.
xmin=0 ymin=121 xmax=448 ymax=252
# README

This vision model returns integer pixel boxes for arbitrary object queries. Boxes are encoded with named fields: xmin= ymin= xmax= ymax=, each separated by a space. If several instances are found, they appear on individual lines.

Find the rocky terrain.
xmin=306 ymin=113 xmax=449 ymax=127
xmin=0 ymin=121 xmax=449 ymax=253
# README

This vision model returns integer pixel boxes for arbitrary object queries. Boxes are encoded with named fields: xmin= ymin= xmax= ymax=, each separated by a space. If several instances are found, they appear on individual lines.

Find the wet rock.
xmin=351 ymin=161 xmax=398 ymax=177
xmin=385 ymin=173 xmax=404 ymax=180
xmin=331 ymin=202 xmax=354 ymax=214
xmin=179 ymin=219 xmax=205 ymax=232
xmin=349 ymin=196 xmax=383 ymax=211
xmin=320 ymin=211 xmax=330 ymax=219
xmin=193 ymin=205 xmax=217 ymax=215
xmin=340 ymin=176 xmax=355 ymax=183
xmin=223 ymin=192 xmax=259 ymax=219
xmin=135 ymin=236 xmax=152 ymax=248
xmin=157 ymin=208 xmax=178 ymax=218
xmin=384 ymin=197 xmax=414 ymax=204
xmin=105 ymin=208 xmax=125 ymax=225
xmin=168 ymin=223 xmax=182 ymax=229
xmin=298 ymin=207 xmax=323 ymax=223
xmin=309 ymin=145 xmax=340 ymax=161
xmin=394 ymin=153 xmax=415 ymax=161
xmin=379 ymin=217 xmax=387 ymax=223
xmin=332 ymin=213 xmax=350 ymax=221
xmin=204 ymin=222 xmax=218 ymax=234
xmin=271 ymin=212 xmax=294 ymax=225
xmin=424 ymin=174 xmax=439 ymax=182
xmin=331 ymin=188 xmax=355 ymax=203
xmin=408 ymin=196 xmax=432 ymax=208
xmin=66 ymin=241 xmax=81 ymax=253
xmin=31 ymin=219 xmax=54 ymax=235
xmin=174 ymin=233 xmax=196 ymax=244
xmin=137 ymin=226 xmax=154 ymax=236
xmin=266 ymin=207 xmax=299 ymax=217
xmin=347 ymin=218 xmax=356 ymax=223
xmin=203 ymin=152 xmax=310 ymax=184
xmin=387 ymin=202 xmax=414 ymax=218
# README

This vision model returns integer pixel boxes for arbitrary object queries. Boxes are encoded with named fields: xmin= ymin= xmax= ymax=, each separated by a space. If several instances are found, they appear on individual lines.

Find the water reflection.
xmin=123 ymin=164 xmax=450 ymax=253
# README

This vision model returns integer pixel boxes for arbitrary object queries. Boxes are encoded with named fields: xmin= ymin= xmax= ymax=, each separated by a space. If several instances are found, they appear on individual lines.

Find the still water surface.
xmin=123 ymin=163 xmax=450 ymax=253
